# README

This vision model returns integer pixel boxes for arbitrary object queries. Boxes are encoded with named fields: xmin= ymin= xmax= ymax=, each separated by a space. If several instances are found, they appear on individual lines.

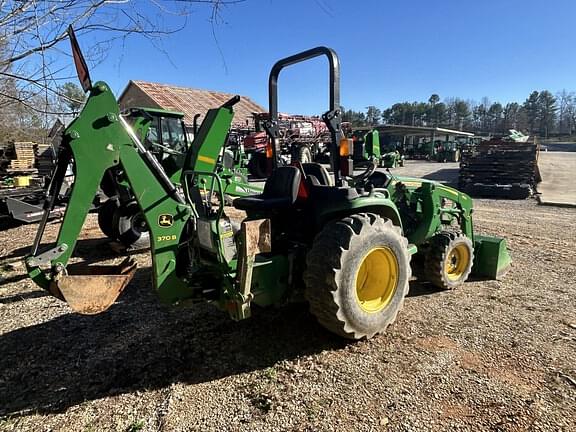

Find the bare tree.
xmin=556 ymin=89 xmax=574 ymax=135
xmin=0 ymin=0 xmax=241 ymax=116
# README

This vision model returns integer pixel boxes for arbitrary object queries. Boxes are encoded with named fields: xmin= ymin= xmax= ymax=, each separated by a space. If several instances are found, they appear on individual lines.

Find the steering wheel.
xmin=351 ymin=157 xmax=378 ymax=185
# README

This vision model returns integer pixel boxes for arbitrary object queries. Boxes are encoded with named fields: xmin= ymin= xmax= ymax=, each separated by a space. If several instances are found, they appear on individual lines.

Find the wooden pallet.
xmin=36 ymin=144 xmax=54 ymax=158
xmin=13 ymin=142 xmax=35 ymax=158
xmin=9 ymin=158 xmax=35 ymax=169
xmin=5 ymin=168 xmax=38 ymax=174
xmin=458 ymin=139 xmax=538 ymax=198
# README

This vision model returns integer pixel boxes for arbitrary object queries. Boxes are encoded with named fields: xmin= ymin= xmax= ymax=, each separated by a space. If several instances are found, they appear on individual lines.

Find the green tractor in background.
xmin=352 ymin=128 xmax=404 ymax=169
xmin=97 ymin=105 xmax=260 ymax=249
xmin=435 ymin=140 xmax=461 ymax=162
xmin=25 ymin=29 xmax=511 ymax=340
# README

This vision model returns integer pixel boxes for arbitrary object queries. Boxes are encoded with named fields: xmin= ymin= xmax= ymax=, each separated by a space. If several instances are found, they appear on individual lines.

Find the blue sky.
xmin=91 ymin=0 xmax=575 ymax=115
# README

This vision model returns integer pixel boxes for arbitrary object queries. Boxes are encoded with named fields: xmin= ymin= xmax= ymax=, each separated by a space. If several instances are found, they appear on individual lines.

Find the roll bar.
xmin=264 ymin=47 xmax=343 ymax=185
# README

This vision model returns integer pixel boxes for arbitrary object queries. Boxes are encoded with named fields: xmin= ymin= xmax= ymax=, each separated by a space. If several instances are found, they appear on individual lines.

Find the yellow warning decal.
xmin=440 ymin=187 xmax=460 ymax=197
xmin=197 ymin=155 xmax=216 ymax=164
xmin=400 ymin=181 xmax=422 ymax=188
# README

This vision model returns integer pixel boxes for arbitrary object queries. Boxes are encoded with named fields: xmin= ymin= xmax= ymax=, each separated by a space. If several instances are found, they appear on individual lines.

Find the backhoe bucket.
xmin=471 ymin=235 xmax=512 ymax=280
xmin=49 ymin=259 xmax=137 ymax=315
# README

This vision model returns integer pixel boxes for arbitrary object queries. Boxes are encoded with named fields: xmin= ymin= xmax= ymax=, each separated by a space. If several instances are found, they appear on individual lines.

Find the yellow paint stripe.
xmin=441 ymin=187 xmax=459 ymax=197
xmin=401 ymin=181 xmax=422 ymax=188
xmin=198 ymin=155 xmax=216 ymax=164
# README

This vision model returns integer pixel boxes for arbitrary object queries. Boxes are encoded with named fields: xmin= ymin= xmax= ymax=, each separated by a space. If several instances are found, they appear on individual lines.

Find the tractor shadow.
xmin=0 ymin=289 xmax=49 ymax=304
xmin=0 ymin=218 xmax=23 ymax=231
xmin=0 ymin=272 xmax=31 ymax=287
xmin=0 ymin=267 xmax=347 ymax=417
xmin=421 ymin=168 xmax=459 ymax=186
xmin=407 ymin=280 xmax=445 ymax=297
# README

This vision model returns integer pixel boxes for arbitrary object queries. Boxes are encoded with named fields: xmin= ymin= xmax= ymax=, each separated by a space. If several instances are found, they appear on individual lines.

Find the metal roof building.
xmin=118 ymin=80 xmax=265 ymax=129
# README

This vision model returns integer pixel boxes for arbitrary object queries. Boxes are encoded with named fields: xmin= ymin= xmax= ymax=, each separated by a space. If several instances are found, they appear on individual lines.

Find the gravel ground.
xmin=0 ymin=195 xmax=575 ymax=431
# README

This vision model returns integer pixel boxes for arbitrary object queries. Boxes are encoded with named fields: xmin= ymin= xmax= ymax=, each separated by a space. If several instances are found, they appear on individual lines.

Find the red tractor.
xmin=244 ymin=112 xmax=330 ymax=177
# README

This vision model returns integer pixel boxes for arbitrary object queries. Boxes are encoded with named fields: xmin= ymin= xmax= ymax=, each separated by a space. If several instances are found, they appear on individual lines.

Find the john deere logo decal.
xmin=158 ymin=214 xmax=173 ymax=227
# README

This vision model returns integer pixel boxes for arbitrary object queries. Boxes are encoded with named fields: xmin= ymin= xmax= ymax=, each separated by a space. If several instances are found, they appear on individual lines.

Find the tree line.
xmin=342 ymin=90 xmax=576 ymax=138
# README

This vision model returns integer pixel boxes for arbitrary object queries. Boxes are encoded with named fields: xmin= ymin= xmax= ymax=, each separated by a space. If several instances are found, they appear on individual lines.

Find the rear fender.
xmin=317 ymin=195 xmax=403 ymax=231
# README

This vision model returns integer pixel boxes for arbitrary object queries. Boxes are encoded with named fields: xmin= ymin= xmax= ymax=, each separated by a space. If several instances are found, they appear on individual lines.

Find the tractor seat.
xmin=234 ymin=166 xmax=301 ymax=211
xmin=302 ymin=163 xmax=358 ymax=202
xmin=309 ymin=184 xmax=359 ymax=201
xmin=302 ymin=163 xmax=331 ymax=186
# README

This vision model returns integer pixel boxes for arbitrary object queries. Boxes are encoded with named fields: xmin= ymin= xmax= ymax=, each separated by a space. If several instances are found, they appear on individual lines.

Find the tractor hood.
xmin=388 ymin=176 xmax=474 ymax=215
xmin=389 ymin=176 xmax=461 ymax=195
xmin=388 ymin=175 xmax=511 ymax=280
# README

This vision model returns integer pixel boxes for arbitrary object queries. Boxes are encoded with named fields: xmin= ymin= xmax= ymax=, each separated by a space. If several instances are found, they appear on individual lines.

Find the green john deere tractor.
xmin=25 ymin=29 xmax=511 ymax=340
xmin=97 ymin=98 xmax=260 ymax=249
xmin=352 ymin=128 xmax=403 ymax=169
xmin=435 ymin=140 xmax=461 ymax=163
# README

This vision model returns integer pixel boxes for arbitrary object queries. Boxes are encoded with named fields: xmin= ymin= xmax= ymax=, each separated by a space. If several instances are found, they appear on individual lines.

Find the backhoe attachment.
xmin=27 ymin=27 xmax=255 ymax=313
xmin=25 ymin=81 xmax=143 ymax=313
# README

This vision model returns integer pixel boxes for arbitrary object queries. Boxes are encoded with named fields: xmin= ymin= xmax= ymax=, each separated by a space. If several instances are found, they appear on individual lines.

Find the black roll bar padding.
xmin=266 ymin=46 xmax=342 ymax=184
xmin=193 ymin=114 xmax=201 ymax=136
xmin=221 ymin=95 xmax=241 ymax=109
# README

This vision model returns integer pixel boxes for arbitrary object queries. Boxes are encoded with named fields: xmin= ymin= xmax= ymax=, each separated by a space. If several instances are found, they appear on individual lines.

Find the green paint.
xmin=472 ymin=235 xmax=512 ymax=279
xmin=119 ymin=144 xmax=193 ymax=303
xmin=46 ymin=82 xmax=123 ymax=267
xmin=386 ymin=177 xmax=474 ymax=245
xmin=184 ymin=108 xmax=234 ymax=175
xmin=251 ymin=255 xmax=290 ymax=306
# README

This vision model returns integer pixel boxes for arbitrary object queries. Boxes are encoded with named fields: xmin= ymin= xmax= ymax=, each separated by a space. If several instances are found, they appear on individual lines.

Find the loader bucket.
xmin=471 ymin=235 xmax=512 ymax=280
xmin=49 ymin=258 xmax=137 ymax=315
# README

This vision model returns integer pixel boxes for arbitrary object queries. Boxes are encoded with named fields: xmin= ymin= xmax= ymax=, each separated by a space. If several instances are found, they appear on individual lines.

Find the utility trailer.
xmin=0 ymin=139 xmax=65 ymax=224
xmin=0 ymin=185 xmax=64 ymax=223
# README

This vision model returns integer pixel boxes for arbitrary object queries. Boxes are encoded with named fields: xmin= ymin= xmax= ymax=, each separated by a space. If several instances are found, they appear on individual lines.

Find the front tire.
xmin=304 ymin=213 xmax=411 ymax=339
xmin=247 ymin=152 xmax=268 ymax=178
xmin=97 ymin=198 xmax=119 ymax=239
xmin=113 ymin=201 xmax=150 ymax=250
xmin=424 ymin=232 xmax=473 ymax=289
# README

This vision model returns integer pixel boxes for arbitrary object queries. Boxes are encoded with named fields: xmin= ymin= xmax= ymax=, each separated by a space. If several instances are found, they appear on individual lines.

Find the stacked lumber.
xmin=459 ymin=139 xmax=537 ymax=199
xmin=8 ymin=142 xmax=36 ymax=171
xmin=35 ymin=143 xmax=55 ymax=177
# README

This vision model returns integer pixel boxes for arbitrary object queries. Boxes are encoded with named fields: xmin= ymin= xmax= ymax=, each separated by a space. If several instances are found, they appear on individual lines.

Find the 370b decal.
xmin=157 ymin=235 xmax=177 ymax=242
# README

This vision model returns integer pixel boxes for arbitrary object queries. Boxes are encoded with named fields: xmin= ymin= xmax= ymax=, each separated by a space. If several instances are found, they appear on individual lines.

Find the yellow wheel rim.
xmin=444 ymin=243 xmax=470 ymax=281
xmin=355 ymin=247 xmax=399 ymax=313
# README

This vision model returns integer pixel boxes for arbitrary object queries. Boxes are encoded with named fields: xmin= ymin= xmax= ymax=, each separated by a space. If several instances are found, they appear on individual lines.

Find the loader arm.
xmin=407 ymin=182 xmax=474 ymax=245
xmin=388 ymin=179 xmax=474 ymax=246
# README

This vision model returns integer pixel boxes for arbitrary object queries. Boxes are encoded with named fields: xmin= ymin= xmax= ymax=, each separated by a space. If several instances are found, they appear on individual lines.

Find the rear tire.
xmin=113 ymin=201 xmax=150 ymax=250
xmin=247 ymin=152 xmax=268 ymax=178
xmin=97 ymin=199 xmax=119 ymax=239
xmin=304 ymin=213 xmax=411 ymax=339
xmin=424 ymin=232 xmax=473 ymax=289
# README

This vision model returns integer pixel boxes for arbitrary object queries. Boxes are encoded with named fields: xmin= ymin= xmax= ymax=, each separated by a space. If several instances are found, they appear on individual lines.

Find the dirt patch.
xmin=1 ymin=199 xmax=575 ymax=431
